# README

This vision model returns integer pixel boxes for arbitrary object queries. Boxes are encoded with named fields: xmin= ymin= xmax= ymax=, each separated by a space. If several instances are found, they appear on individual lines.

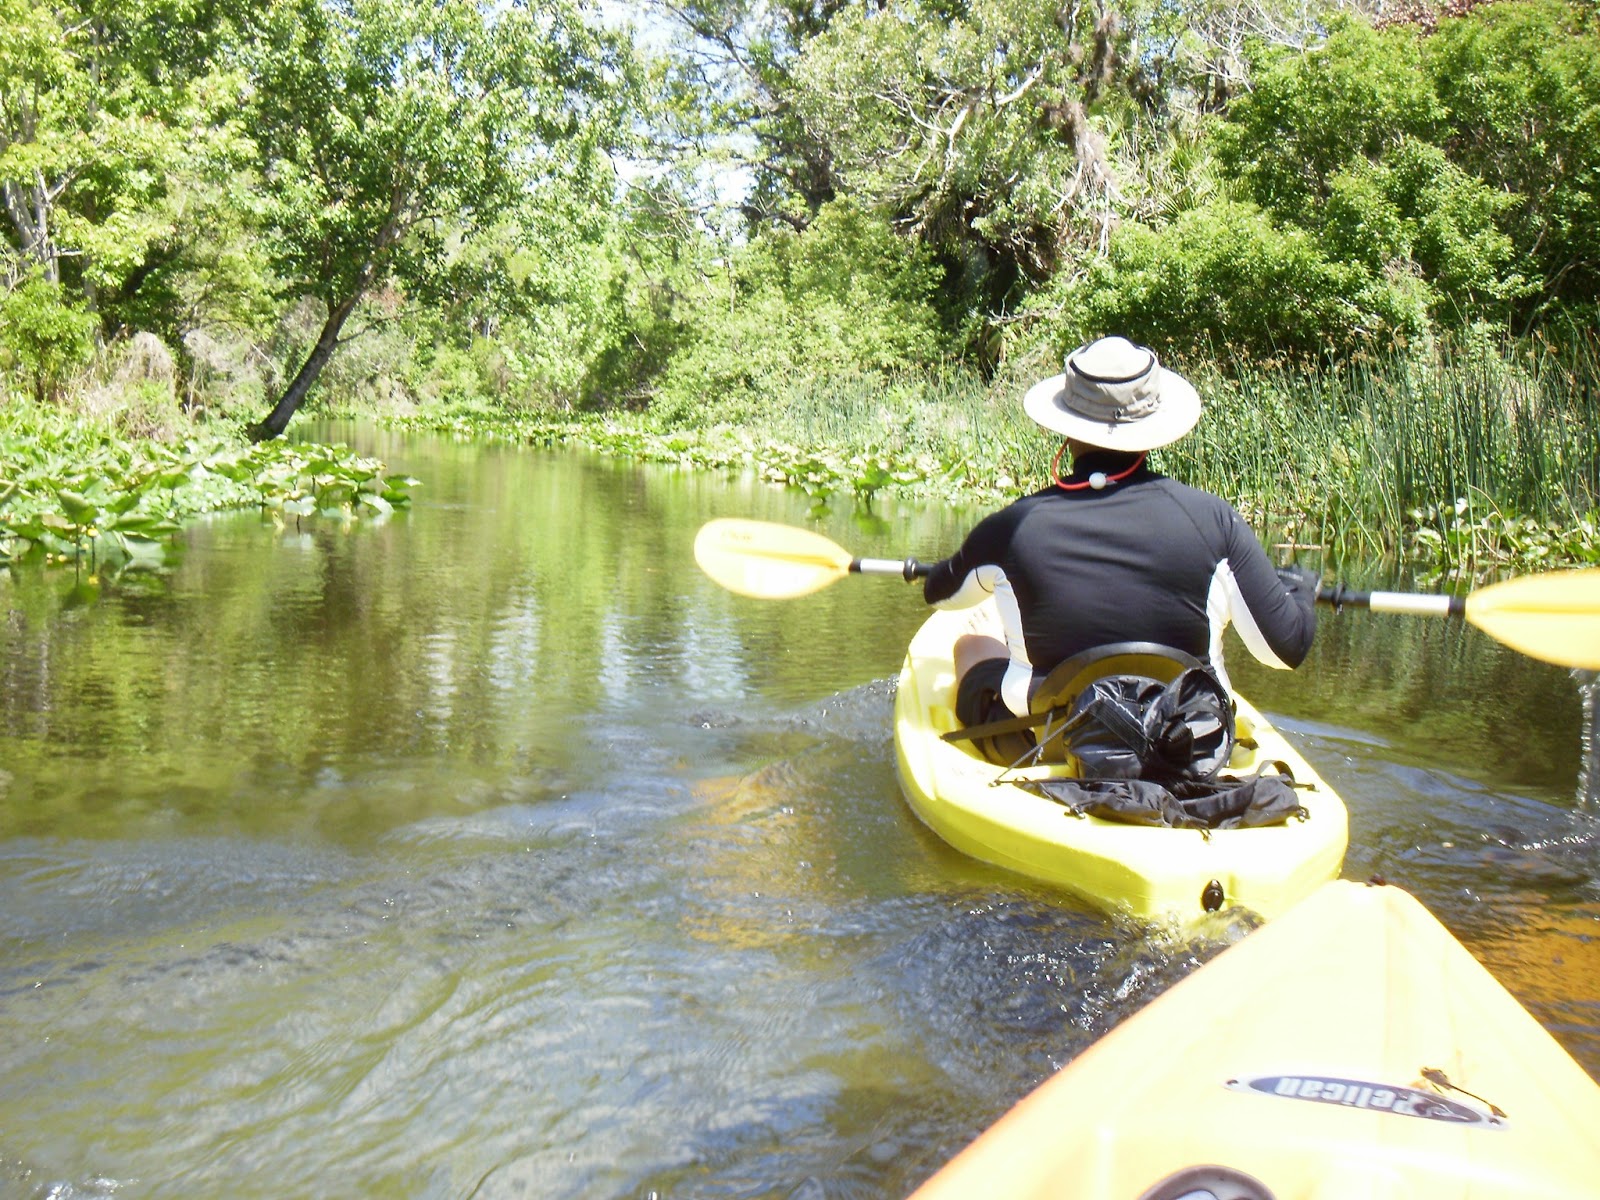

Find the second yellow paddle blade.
xmin=693 ymin=518 xmax=854 ymax=599
xmin=1465 ymin=568 xmax=1600 ymax=670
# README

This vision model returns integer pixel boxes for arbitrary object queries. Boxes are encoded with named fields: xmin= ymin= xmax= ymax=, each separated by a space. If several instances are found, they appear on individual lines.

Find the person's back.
xmin=924 ymin=337 xmax=1318 ymax=726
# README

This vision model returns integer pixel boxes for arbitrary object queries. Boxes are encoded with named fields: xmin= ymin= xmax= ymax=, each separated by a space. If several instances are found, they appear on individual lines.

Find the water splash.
xmin=1576 ymin=669 xmax=1600 ymax=810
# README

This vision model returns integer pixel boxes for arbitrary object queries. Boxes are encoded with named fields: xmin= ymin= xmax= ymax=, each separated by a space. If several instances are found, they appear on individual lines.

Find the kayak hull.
xmin=908 ymin=880 xmax=1600 ymax=1200
xmin=892 ymin=605 xmax=1348 ymax=922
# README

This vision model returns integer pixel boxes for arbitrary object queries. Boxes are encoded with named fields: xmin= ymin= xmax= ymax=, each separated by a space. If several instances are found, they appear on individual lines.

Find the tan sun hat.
xmin=1022 ymin=336 xmax=1202 ymax=452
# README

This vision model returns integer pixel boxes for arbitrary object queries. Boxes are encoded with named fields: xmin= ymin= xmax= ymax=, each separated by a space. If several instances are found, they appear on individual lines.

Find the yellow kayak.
xmin=908 ymin=879 xmax=1600 ymax=1199
xmin=892 ymin=604 xmax=1348 ymax=922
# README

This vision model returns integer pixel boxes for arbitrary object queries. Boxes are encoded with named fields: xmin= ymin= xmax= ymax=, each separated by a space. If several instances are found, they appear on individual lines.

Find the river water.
xmin=1 ymin=426 xmax=1596 ymax=1199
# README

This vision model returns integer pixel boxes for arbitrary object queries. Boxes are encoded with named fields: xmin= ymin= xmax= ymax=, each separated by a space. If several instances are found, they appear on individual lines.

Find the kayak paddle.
xmin=693 ymin=518 xmax=926 ymax=599
xmin=695 ymin=518 xmax=1600 ymax=669
xmin=1319 ymin=570 xmax=1600 ymax=670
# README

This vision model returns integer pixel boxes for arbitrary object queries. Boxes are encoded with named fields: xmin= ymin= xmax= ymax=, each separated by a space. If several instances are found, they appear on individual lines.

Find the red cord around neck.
xmin=1053 ymin=445 xmax=1147 ymax=491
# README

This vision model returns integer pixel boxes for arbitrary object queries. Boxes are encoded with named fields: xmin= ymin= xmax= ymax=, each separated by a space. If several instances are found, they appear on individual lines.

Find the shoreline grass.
xmin=6 ymin=331 xmax=1597 ymax=583
xmin=384 ymin=331 xmax=1600 ymax=580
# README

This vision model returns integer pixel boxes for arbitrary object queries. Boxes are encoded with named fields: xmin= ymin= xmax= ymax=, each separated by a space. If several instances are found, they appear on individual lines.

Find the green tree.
xmin=759 ymin=0 xmax=1340 ymax=340
xmin=787 ymin=0 xmax=1150 ymax=295
xmin=642 ymin=0 xmax=868 ymax=230
xmin=1319 ymin=138 xmax=1527 ymax=317
xmin=0 ymin=0 xmax=251 ymax=330
xmin=239 ymin=0 xmax=629 ymax=439
xmin=654 ymin=197 xmax=945 ymax=422
xmin=573 ymin=179 xmax=709 ymax=410
xmin=0 ymin=272 xmax=96 ymax=401
xmin=1219 ymin=0 xmax=1599 ymax=327
xmin=1040 ymin=198 xmax=1431 ymax=361
xmin=1215 ymin=17 xmax=1441 ymax=228
xmin=0 ymin=0 xmax=77 ymax=283
xmin=1424 ymin=0 xmax=1600 ymax=319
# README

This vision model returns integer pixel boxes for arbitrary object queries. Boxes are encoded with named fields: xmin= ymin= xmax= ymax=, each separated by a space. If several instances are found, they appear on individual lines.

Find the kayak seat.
xmin=1027 ymin=642 xmax=1204 ymax=766
xmin=944 ymin=642 xmax=1209 ymax=768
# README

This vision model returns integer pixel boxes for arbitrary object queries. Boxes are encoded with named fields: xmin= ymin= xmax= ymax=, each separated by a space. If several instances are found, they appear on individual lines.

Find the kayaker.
xmin=923 ymin=335 xmax=1320 ymax=734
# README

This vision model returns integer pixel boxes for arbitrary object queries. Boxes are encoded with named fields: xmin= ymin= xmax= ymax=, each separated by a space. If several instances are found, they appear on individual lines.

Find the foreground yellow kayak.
xmin=893 ymin=604 xmax=1348 ymax=922
xmin=909 ymin=879 xmax=1600 ymax=1199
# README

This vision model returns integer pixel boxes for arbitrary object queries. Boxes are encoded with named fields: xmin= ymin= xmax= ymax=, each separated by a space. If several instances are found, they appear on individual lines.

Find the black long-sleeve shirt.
xmin=923 ymin=455 xmax=1316 ymax=716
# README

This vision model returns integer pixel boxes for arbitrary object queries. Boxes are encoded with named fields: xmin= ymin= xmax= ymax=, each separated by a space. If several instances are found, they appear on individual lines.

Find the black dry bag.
xmin=1061 ymin=665 xmax=1235 ymax=784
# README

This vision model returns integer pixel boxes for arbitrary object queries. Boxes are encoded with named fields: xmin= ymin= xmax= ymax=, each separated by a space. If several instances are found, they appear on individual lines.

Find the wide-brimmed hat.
xmin=1022 ymin=337 xmax=1201 ymax=452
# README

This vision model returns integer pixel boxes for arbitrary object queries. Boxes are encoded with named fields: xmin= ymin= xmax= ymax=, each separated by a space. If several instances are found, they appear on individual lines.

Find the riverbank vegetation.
xmin=0 ymin=398 xmax=417 ymax=574
xmin=3 ymin=0 xmax=1597 ymax=577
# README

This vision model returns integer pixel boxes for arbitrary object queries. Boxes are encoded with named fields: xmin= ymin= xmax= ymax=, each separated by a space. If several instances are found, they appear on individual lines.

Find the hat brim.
xmin=1022 ymin=368 xmax=1202 ymax=452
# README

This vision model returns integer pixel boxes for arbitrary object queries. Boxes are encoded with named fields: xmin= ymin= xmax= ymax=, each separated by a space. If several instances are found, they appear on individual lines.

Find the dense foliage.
xmin=3 ymin=0 xmax=1598 ymax=571
xmin=0 ymin=399 xmax=417 ymax=575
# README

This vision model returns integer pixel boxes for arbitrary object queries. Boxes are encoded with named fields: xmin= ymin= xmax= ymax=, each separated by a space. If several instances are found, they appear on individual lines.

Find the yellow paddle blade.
xmin=1464 ymin=568 xmax=1600 ymax=670
xmin=693 ymin=518 xmax=854 ymax=599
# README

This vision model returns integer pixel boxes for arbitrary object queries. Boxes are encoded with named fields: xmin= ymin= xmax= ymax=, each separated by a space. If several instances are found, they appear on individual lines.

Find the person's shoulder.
xmin=1012 ymin=483 xmax=1061 ymax=508
xmin=960 ymin=486 xmax=1058 ymax=547
xmin=1148 ymin=475 xmax=1248 ymax=529
xmin=982 ymin=485 xmax=1056 ymax=520
xmin=1150 ymin=474 xmax=1234 ymax=510
xmin=959 ymin=489 xmax=1040 ymax=546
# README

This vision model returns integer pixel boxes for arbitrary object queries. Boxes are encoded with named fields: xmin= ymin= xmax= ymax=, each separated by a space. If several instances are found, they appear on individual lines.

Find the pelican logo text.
xmin=1226 ymin=1075 xmax=1505 ymax=1128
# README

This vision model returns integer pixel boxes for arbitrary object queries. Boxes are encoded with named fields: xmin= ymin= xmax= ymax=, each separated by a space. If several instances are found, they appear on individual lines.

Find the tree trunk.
xmin=2 ymin=179 xmax=59 ymax=283
xmin=248 ymin=294 xmax=359 ymax=441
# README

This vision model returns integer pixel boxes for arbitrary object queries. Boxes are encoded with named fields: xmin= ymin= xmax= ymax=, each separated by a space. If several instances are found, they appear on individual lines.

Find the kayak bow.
xmin=909 ymin=879 xmax=1600 ymax=1200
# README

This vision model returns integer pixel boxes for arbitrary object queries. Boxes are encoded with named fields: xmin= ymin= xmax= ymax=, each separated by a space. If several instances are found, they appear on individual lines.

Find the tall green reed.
xmin=1167 ymin=331 xmax=1600 ymax=572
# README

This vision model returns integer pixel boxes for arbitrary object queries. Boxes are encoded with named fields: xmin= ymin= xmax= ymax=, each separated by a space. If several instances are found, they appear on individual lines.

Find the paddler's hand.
xmin=1275 ymin=564 xmax=1321 ymax=613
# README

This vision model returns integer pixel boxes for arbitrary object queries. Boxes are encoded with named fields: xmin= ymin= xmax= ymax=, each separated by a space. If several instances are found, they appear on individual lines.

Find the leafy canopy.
xmin=655 ymin=198 xmax=946 ymax=423
xmin=243 ymin=0 xmax=625 ymax=308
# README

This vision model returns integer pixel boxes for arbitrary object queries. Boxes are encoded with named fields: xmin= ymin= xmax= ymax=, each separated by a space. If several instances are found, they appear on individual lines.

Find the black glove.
xmin=1275 ymin=564 xmax=1322 ymax=613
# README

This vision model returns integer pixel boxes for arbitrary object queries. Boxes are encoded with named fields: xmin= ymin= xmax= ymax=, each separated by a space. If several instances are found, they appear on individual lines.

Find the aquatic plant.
xmin=0 ymin=408 xmax=416 ymax=572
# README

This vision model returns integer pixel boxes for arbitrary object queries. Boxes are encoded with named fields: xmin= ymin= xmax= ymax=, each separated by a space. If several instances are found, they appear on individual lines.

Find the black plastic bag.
xmin=1059 ymin=666 xmax=1235 ymax=784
